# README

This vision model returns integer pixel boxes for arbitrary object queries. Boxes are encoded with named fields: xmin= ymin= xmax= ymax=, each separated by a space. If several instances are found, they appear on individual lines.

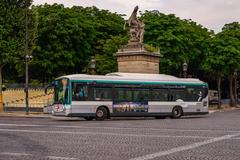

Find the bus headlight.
xmin=53 ymin=104 xmax=64 ymax=112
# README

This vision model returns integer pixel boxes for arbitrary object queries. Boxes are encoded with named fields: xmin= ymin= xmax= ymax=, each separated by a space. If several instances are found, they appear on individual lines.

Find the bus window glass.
xmin=115 ymin=88 xmax=132 ymax=102
xmin=94 ymin=87 xmax=112 ymax=100
xmin=54 ymin=78 xmax=69 ymax=104
xmin=185 ymin=87 xmax=204 ymax=101
xmin=151 ymin=89 xmax=168 ymax=101
xmin=72 ymin=82 xmax=88 ymax=101
xmin=133 ymin=89 xmax=150 ymax=102
xmin=170 ymin=89 xmax=185 ymax=101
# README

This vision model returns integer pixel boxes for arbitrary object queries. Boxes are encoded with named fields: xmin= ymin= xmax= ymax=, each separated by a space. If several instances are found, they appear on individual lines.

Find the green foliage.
xmin=0 ymin=1 xmax=239 ymax=102
xmin=141 ymin=11 xmax=212 ymax=76
xmin=30 ymin=5 xmax=126 ymax=82
xmin=144 ymin=44 xmax=159 ymax=52
xmin=0 ymin=0 xmax=35 ymax=93
xmin=96 ymin=35 xmax=127 ymax=75
xmin=31 ymin=4 xmax=95 ymax=80
xmin=72 ymin=6 xmax=127 ymax=75
xmin=218 ymin=22 xmax=240 ymax=75
xmin=0 ymin=0 xmax=33 ymax=66
xmin=203 ymin=22 xmax=240 ymax=78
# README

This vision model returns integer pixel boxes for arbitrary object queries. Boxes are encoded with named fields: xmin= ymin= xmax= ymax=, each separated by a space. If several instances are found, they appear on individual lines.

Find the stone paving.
xmin=0 ymin=109 xmax=240 ymax=160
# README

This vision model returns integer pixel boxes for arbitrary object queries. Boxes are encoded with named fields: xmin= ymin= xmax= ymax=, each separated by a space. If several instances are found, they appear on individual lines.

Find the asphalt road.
xmin=0 ymin=109 xmax=240 ymax=160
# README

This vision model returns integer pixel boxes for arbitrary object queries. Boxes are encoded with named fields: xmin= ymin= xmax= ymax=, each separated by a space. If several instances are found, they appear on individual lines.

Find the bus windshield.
xmin=54 ymin=78 xmax=69 ymax=104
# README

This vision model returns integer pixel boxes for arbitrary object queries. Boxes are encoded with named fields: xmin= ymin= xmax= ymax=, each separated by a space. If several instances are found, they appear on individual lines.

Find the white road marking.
xmin=129 ymin=132 xmax=240 ymax=160
xmin=0 ymin=128 xmax=212 ymax=139
xmin=0 ymin=152 xmax=31 ymax=156
xmin=0 ymin=123 xmax=42 ymax=127
xmin=57 ymin=125 xmax=240 ymax=133
xmin=45 ymin=156 xmax=78 ymax=160
xmin=0 ymin=123 xmax=239 ymax=133
xmin=0 ymin=152 xmax=78 ymax=160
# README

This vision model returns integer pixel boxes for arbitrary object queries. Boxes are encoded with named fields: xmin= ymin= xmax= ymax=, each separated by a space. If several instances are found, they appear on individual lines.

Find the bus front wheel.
xmin=171 ymin=106 xmax=183 ymax=119
xmin=96 ymin=107 xmax=108 ymax=121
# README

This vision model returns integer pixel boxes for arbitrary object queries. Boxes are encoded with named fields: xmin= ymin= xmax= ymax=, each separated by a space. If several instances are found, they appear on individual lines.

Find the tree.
xmin=203 ymin=22 xmax=240 ymax=107
xmin=31 ymin=4 xmax=96 ymax=83
xmin=203 ymin=37 xmax=226 ymax=109
xmin=219 ymin=22 xmax=240 ymax=106
xmin=72 ymin=6 xmax=127 ymax=75
xmin=140 ymin=10 xmax=211 ymax=77
xmin=31 ymin=5 xmax=126 ymax=82
xmin=95 ymin=35 xmax=127 ymax=74
xmin=0 ymin=0 xmax=33 ymax=111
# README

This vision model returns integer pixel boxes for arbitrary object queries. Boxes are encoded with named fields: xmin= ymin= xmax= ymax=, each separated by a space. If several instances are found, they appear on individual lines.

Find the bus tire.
xmin=96 ymin=107 xmax=108 ymax=121
xmin=84 ymin=117 xmax=94 ymax=121
xmin=171 ymin=106 xmax=183 ymax=119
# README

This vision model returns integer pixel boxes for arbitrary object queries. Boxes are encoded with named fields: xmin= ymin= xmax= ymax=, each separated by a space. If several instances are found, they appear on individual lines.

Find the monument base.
xmin=115 ymin=47 xmax=161 ymax=74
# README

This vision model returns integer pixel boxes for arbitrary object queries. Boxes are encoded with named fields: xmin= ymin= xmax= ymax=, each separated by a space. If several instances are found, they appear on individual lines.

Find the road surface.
xmin=0 ymin=109 xmax=240 ymax=160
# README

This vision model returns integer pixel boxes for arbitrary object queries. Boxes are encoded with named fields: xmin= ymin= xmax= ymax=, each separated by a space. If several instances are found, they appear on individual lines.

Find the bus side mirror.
xmin=44 ymin=83 xmax=53 ymax=94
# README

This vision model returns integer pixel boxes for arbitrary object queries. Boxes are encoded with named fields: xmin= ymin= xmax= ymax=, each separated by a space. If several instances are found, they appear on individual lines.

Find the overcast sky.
xmin=33 ymin=0 xmax=240 ymax=32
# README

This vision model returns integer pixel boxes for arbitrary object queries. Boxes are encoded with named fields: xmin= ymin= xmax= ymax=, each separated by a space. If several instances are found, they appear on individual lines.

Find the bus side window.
xmin=115 ymin=88 xmax=132 ymax=102
xmin=168 ymin=94 xmax=173 ymax=101
xmin=72 ymin=83 xmax=88 ymax=101
xmin=133 ymin=89 xmax=150 ymax=102
xmin=151 ymin=89 xmax=168 ymax=101
xmin=94 ymin=87 xmax=112 ymax=101
xmin=168 ymin=89 xmax=185 ymax=101
xmin=185 ymin=87 xmax=203 ymax=101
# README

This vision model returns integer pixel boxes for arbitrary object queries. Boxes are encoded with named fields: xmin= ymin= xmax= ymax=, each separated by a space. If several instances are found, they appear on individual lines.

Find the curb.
xmin=0 ymin=112 xmax=52 ymax=118
xmin=209 ymin=110 xmax=217 ymax=114
xmin=209 ymin=107 xmax=240 ymax=114
xmin=1 ymin=108 xmax=239 ymax=118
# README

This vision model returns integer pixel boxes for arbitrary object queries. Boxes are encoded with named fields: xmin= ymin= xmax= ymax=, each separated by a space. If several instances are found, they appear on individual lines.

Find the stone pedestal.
xmin=115 ymin=43 xmax=161 ymax=74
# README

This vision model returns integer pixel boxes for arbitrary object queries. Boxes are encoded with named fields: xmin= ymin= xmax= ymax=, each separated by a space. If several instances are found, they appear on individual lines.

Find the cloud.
xmin=157 ymin=0 xmax=240 ymax=32
xmin=33 ymin=0 xmax=240 ymax=32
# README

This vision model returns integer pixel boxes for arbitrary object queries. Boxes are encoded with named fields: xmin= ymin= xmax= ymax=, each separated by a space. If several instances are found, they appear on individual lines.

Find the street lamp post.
xmin=24 ymin=6 xmax=32 ymax=115
xmin=89 ymin=56 xmax=96 ymax=75
xmin=25 ymin=55 xmax=32 ymax=115
xmin=182 ymin=62 xmax=188 ymax=78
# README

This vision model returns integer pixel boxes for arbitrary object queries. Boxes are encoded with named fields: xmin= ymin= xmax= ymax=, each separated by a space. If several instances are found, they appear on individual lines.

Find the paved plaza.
xmin=0 ymin=109 xmax=240 ymax=160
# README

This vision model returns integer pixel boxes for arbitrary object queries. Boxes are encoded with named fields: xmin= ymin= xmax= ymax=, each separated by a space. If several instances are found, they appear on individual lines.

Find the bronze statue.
xmin=126 ymin=6 xmax=144 ymax=43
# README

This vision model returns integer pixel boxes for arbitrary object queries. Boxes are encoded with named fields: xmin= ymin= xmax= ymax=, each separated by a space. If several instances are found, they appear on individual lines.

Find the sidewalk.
xmin=0 ymin=107 xmax=239 ymax=118
xmin=0 ymin=112 xmax=52 ymax=118
xmin=208 ymin=105 xmax=240 ymax=113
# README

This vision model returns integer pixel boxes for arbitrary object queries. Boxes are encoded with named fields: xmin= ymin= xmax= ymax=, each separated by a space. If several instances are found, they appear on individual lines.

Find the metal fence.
xmin=3 ymin=88 xmax=54 ymax=112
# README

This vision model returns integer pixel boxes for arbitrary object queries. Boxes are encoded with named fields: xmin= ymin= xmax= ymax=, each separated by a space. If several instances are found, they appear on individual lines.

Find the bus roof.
xmin=56 ymin=72 xmax=207 ymax=86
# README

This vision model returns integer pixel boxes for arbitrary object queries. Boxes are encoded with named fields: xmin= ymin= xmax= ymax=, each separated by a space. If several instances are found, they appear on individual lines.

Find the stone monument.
xmin=115 ymin=6 xmax=161 ymax=74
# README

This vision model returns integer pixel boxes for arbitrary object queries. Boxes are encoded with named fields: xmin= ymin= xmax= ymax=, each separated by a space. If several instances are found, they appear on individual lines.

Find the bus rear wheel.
xmin=171 ymin=106 xmax=183 ymax=119
xmin=95 ymin=107 xmax=108 ymax=121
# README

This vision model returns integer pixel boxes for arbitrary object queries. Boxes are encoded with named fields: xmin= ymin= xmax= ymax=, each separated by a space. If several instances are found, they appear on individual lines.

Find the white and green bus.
xmin=51 ymin=72 xmax=208 ymax=120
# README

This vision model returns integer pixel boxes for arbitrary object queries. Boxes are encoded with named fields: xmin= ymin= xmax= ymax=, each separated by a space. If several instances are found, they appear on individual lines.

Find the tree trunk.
xmin=229 ymin=75 xmax=235 ymax=107
xmin=217 ymin=77 xmax=221 ymax=109
xmin=0 ymin=65 xmax=3 ymax=112
xmin=233 ymin=77 xmax=237 ymax=105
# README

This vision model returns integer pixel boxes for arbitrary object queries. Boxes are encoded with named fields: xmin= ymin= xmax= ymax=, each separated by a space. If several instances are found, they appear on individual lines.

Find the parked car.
xmin=209 ymin=90 xmax=219 ymax=105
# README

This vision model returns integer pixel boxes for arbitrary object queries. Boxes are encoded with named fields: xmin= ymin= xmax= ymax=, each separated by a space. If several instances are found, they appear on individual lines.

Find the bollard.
xmin=0 ymin=93 xmax=3 ymax=112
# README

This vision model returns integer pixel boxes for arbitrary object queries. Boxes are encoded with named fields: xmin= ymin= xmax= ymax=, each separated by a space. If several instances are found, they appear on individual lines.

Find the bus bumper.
xmin=52 ymin=104 xmax=71 ymax=116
